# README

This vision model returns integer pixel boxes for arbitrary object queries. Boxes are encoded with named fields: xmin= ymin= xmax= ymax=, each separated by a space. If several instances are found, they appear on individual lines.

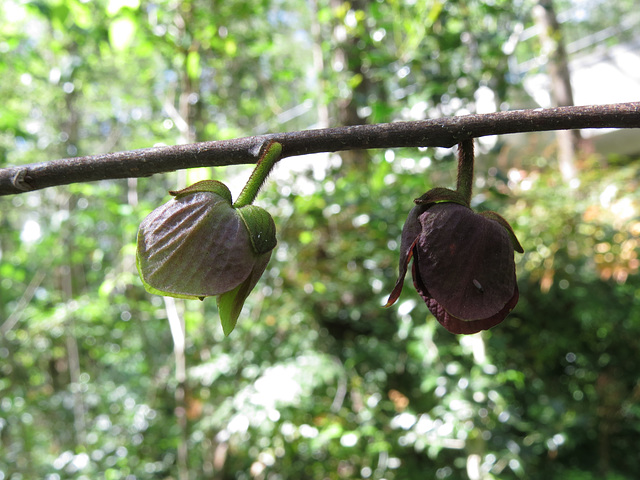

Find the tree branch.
xmin=1 ymin=102 xmax=639 ymax=196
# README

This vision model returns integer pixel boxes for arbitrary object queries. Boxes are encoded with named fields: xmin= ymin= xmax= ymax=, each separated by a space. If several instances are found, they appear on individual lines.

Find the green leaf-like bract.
xmin=169 ymin=179 xmax=233 ymax=203
xmin=414 ymin=187 xmax=470 ymax=208
xmin=237 ymin=205 xmax=277 ymax=254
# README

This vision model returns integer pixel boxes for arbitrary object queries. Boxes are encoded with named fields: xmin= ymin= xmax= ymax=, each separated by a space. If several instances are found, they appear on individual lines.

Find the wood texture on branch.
xmin=1 ymin=102 xmax=639 ymax=196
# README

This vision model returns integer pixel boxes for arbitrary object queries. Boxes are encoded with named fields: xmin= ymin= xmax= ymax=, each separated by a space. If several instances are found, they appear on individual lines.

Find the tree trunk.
xmin=534 ymin=0 xmax=581 ymax=181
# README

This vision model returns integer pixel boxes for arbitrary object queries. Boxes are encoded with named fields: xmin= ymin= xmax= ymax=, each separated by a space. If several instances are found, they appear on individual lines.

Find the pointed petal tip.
xmin=384 ymin=275 xmax=407 ymax=308
xmin=479 ymin=210 xmax=524 ymax=253
xmin=383 ymin=296 xmax=398 ymax=308
xmin=217 ymin=286 xmax=244 ymax=336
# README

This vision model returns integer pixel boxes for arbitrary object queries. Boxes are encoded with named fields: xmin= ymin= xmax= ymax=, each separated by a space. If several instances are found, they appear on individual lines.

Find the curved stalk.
xmin=233 ymin=141 xmax=283 ymax=208
xmin=456 ymin=139 xmax=475 ymax=206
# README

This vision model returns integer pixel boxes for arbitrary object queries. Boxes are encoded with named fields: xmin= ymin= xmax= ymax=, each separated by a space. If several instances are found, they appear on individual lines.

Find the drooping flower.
xmin=136 ymin=180 xmax=276 ymax=335
xmin=386 ymin=189 xmax=523 ymax=334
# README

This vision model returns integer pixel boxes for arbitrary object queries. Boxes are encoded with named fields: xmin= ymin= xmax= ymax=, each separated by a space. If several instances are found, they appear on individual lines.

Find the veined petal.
xmin=479 ymin=211 xmax=524 ymax=253
xmin=399 ymin=205 xmax=425 ymax=267
xmin=427 ymin=280 xmax=519 ymax=334
xmin=137 ymin=191 xmax=257 ymax=298
xmin=385 ymin=205 xmax=426 ymax=307
xmin=416 ymin=203 xmax=516 ymax=321
xmin=384 ymin=238 xmax=417 ymax=307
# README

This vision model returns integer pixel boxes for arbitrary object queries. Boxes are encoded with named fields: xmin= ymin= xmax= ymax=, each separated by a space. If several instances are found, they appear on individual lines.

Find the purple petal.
xmin=416 ymin=203 xmax=516 ymax=321
xmin=137 ymin=192 xmax=258 ymax=297
xmin=385 ymin=238 xmax=417 ymax=307
xmin=385 ymin=205 xmax=425 ymax=307
xmin=398 ymin=205 xmax=426 ymax=272
xmin=426 ymin=280 xmax=519 ymax=334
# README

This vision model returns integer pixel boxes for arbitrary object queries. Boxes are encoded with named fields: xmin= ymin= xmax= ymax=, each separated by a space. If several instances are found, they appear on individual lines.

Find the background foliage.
xmin=1 ymin=0 xmax=639 ymax=479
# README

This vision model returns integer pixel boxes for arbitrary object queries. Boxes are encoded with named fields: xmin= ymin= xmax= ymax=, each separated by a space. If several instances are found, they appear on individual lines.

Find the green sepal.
xmin=237 ymin=205 xmax=277 ymax=254
xmin=479 ymin=211 xmax=525 ymax=253
xmin=217 ymin=278 xmax=252 ymax=336
xmin=169 ymin=180 xmax=232 ymax=203
xmin=414 ymin=187 xmax=470 ymax=208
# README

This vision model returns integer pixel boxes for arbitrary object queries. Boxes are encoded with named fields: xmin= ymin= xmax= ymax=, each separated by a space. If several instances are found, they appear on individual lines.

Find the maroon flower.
xmin=386 ymin=193 xmax=523 ymax=334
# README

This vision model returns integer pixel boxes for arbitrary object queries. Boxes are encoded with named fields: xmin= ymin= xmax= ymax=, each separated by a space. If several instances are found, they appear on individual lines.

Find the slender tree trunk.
xmin=166 ymin=4 xmax=199 ymax=476
xmin=328 ymin=0 xmax=372 ymax=169
xmin=59 ymin=57 xmax=88 ymax=448
xmin=309 ymin=0 xmax=330 ymax=129
xmin=165 ymin=296 xmax=189 ymax=480
xmin=534 ymin=0 xmax=581 ymax=181
xmin=61 ymin=198 xmax=87 ymax=448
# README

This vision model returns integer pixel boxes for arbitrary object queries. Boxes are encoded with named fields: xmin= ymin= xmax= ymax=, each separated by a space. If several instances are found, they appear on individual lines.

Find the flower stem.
xmin=456 ymin=139 xmax=474 ymax=206
xmin=234 ymin=141 xmax=283 ymax=208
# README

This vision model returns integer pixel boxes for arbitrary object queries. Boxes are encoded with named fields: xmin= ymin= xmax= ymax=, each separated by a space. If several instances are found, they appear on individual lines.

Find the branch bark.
xmin=1 ymin=102 xmax=639 ymax=196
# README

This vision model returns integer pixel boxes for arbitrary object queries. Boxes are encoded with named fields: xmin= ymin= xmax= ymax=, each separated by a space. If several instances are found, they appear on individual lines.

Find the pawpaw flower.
xmin=385 ymin=188 xmax=523 ymax=334
xmin=136 ymin=180 xmax=276 ymax=335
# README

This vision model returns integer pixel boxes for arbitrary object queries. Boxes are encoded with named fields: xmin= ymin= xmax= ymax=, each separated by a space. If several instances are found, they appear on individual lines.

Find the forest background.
xmin=1 ymin=0 xmax=640 ymax=479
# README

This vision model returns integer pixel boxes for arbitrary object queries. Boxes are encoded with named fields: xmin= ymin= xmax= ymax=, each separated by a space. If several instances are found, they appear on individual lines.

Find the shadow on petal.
xmin=427 ymin=281 xmax=519 ymax=334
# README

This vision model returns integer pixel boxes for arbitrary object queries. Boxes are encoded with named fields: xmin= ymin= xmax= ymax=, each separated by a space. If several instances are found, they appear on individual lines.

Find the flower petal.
xmin=478 ymin=211 xmax=524 ymax=253
xmin=385 ymin=204 xmax=425 ymax=307
xmin=399 ymin=205 xmax=425 ymax=266
xmin=385 ymin=238 xmax=417 ymax=307
xmin=426 ymin=279 xmax=519 ymax=334
xmin=416 ymin=203 xmax=516 ymax=321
